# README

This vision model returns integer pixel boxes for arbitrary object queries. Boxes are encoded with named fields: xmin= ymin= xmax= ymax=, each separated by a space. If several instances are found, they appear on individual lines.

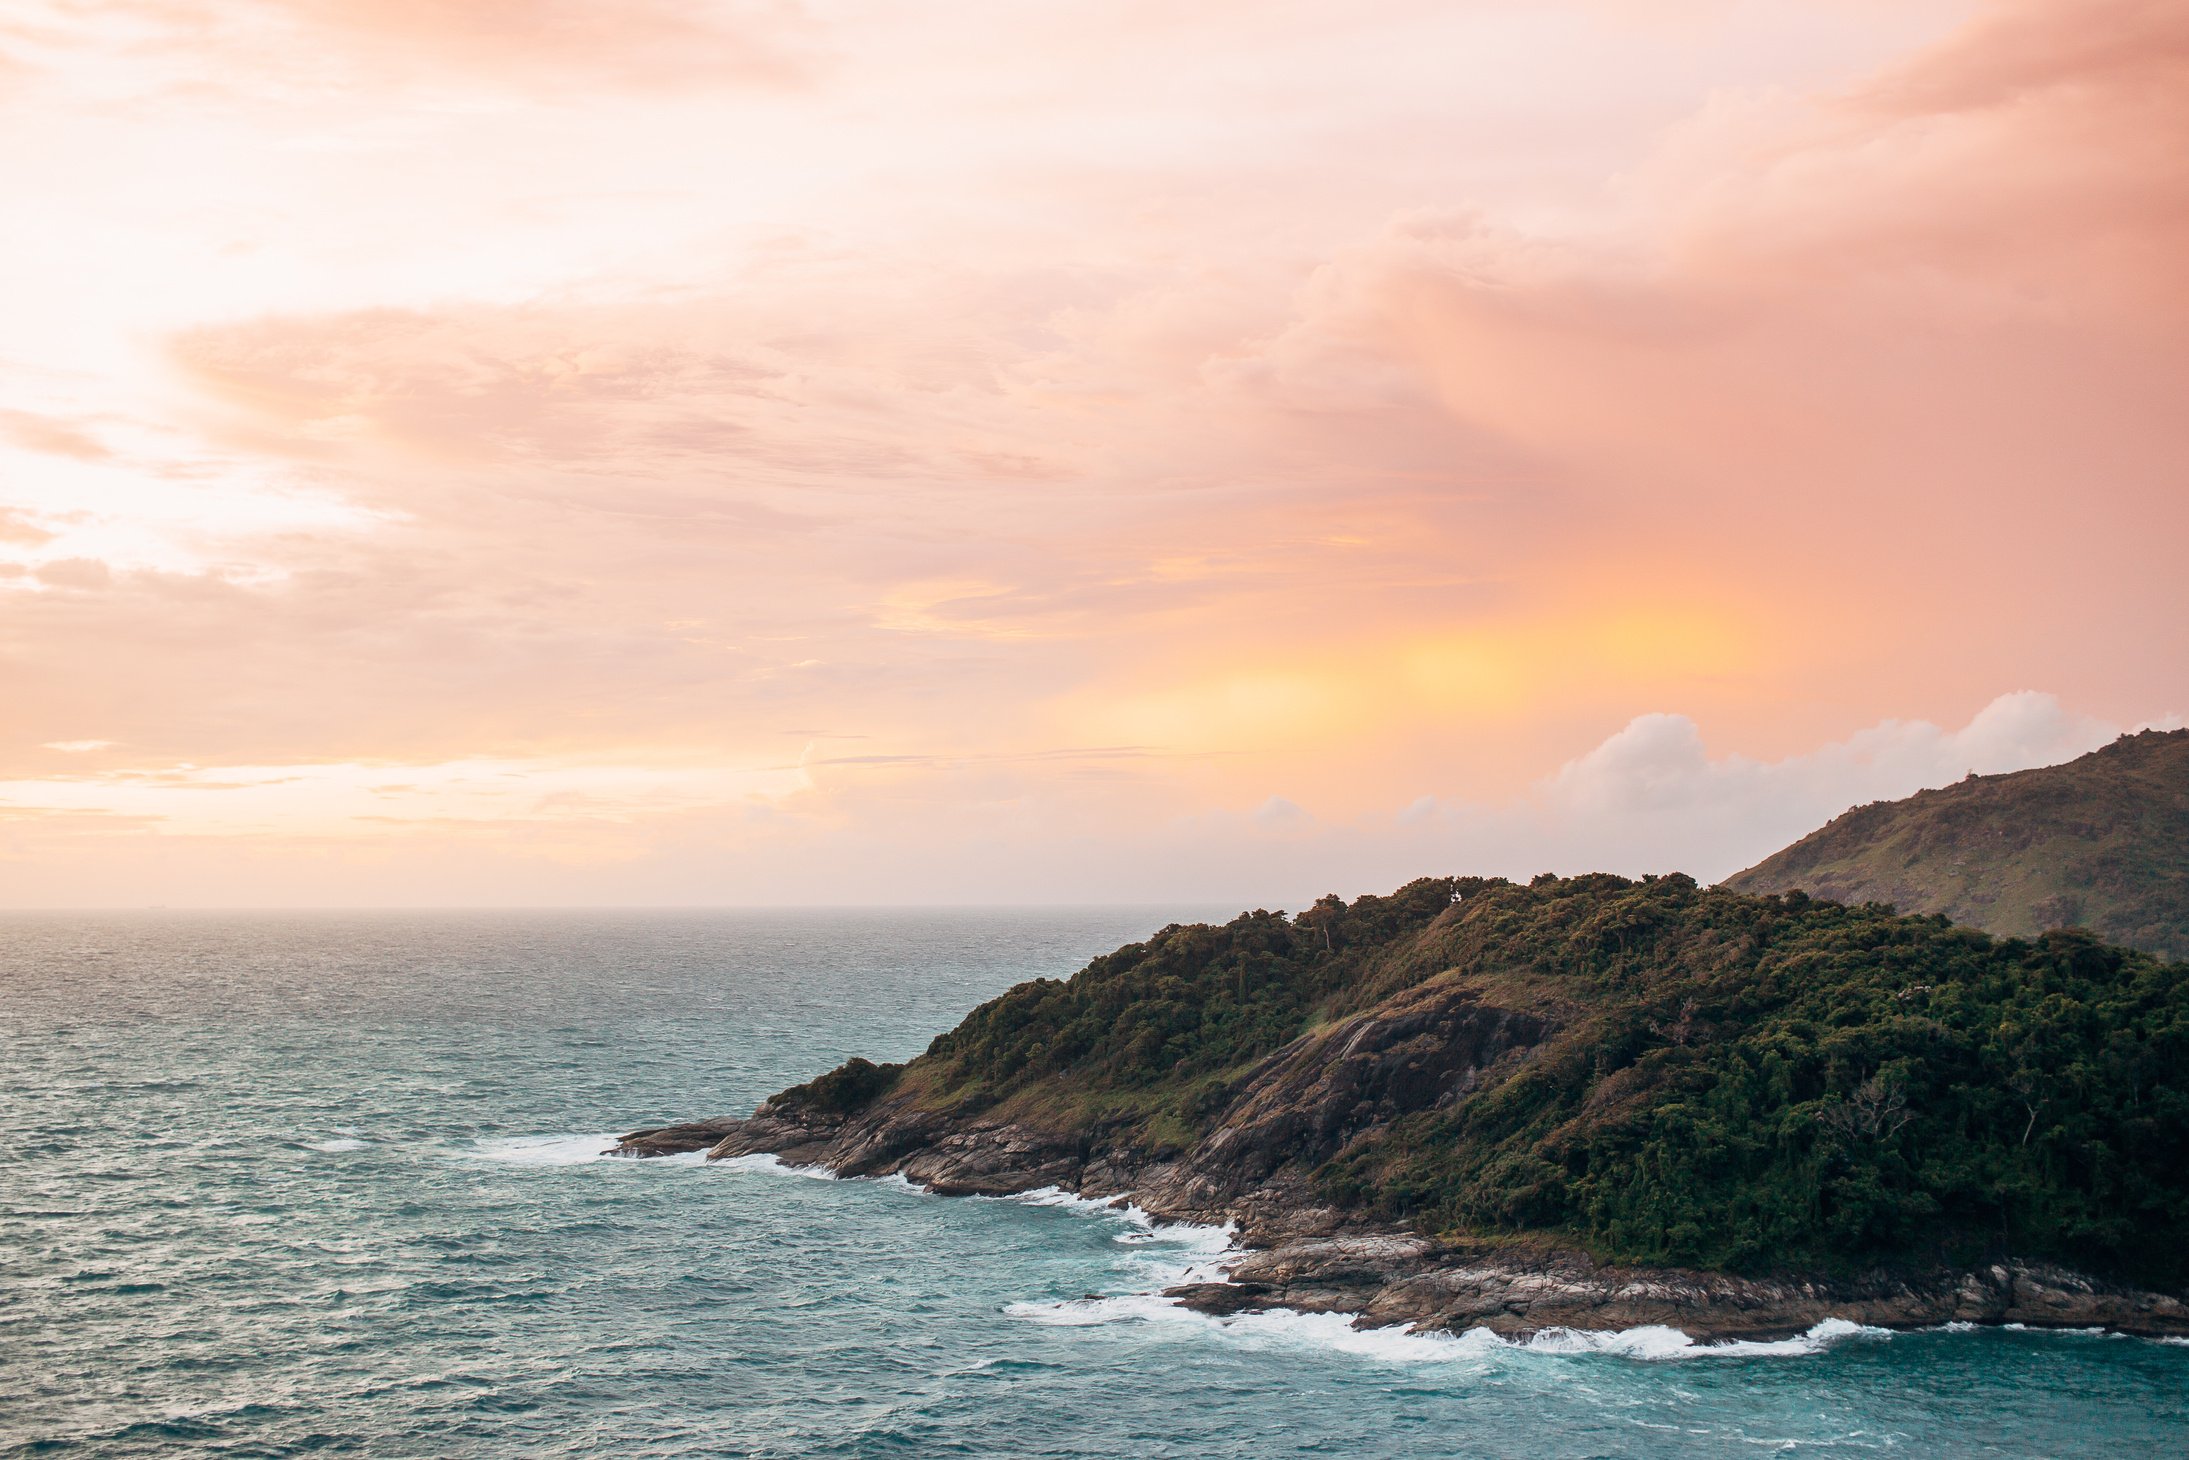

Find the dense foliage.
xmin=803 ymin=874 xmax=2189 ymax=1288
xmin=779 ymin=1055 xmax=904 ymax=1114
xmin=918 ymin=879 xmax=1459 ymax=1109
xmin=1325 ymin=877 xmax=2189 ymax=1286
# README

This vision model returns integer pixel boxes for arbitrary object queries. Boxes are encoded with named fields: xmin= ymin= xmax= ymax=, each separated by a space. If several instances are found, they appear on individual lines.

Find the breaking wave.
xmin=1007 ymin=1292 xmax=1891 ymax=1363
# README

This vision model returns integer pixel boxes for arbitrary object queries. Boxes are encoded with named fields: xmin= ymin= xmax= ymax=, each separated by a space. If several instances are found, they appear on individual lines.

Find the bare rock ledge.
xmin=613 ymin=1100 xmax=2189 ymax=1344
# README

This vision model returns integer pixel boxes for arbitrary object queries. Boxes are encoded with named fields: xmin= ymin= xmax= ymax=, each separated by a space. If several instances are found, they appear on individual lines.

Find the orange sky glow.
xmin=1 ymin=0 xmax=2183 ymax=905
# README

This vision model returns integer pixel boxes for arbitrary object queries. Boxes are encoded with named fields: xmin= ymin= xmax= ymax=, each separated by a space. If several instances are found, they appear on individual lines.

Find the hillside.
xmin=621 ymin=876 xmax=2189 ymax=1336
xmin=1727 ymin=728 xmax=2189 ymax=959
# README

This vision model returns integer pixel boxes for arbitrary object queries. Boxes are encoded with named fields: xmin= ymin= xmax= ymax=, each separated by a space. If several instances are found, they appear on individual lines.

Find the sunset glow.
xmin=2 ymin=0 xmax=2183 ymax=904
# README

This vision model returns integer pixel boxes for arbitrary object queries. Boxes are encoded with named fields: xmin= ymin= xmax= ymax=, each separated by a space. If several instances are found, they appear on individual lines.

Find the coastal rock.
xmin=617 ymin=1101 xmax=2189 ymax=1342
xmin=612 ymin=1118 xmax=745 ymax=1157
xmin=617 ymin=874 xmax=2189 ymax=1343
xmin=1152 ymin=986 xmax=1545 ymax=1211
xmin=1167 ymin=1239 xmax=2189 ymax=1341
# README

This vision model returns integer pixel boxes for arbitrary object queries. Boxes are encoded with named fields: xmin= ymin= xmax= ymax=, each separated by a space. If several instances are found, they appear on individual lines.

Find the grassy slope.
xmin=791 ymin=875 xmax=2189 ymax=1289
xmin=1726 ymin=728 xmax=2189 ymax=959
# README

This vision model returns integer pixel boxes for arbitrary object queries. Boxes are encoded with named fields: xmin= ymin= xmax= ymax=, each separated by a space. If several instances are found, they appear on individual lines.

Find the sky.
xmin=0 ymin=0 xmax=2183 ymax=907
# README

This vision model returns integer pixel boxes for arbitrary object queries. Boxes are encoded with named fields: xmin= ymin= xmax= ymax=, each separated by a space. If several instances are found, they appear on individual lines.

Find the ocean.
xmin=3 ymin=909 xmax=2185 ymax=1457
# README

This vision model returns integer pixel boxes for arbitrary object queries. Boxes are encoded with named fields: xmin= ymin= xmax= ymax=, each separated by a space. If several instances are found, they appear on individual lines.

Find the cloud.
xmin=0 ymin=751 xmax=812 ymax=843
xmin=0 ymin=408 xmax=109 ymax=461
xmin=32 ymin=558 xmax=111 ymax=590
xmin=169 ymin=306 xmax=787 ymax=469
xmin=1228 ymin=0 xmax=2189 ymax=618
xmin=282 ymin=1 xmax=822 ymax=90
xmin=0 ymin=507 xmax=55 ymax=545
xmin=0 ymin=1 xmax=2183 ymax=903
xmin=1534 ymin=690 xmax=2161 ymax=879
xmin=0 ymin=687 xmax=2173 ymax=906
xmin=2 ymin=0 xmax=821 ymax=99
xmin=1550 ymin=690 xmax=2118 ymax=812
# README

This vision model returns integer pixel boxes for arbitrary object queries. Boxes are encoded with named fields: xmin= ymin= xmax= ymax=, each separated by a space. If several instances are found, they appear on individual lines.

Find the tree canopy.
xmin=793 ymin=874 xmax=2189 ymax=1288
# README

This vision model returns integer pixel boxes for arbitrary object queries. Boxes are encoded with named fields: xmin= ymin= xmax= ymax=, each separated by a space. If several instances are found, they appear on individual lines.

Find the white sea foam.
xmin=1935 ymin=1319 xmax=2168 ymax=1344
xmin=1005 ymin=1293 xmax=1512 ymax=1366
xmin=986 ymin=1183 xmax=1892 ymax=1365
xmin=984 ymin=1185 xmax=1240 ymax=1297
xmin=464 ymin=1138 xmax=731 ymax=1173
xmin=712 ymin=1151 xmax=840 ymax=1180
xmin=991 ymin=1186 xmax=1236 ymax=1254
xmin=2000 ymin=1322 xmax=2111 ymax=1338
xmin=306 ymin=1138 xmax=367 ymax=1152
xmin=1006 ymin=1290 xmax=1890 ymax=1365
xmin=1520 ymin=1316 xmax=1890 ymax=1359
xmin=468 ymin=1133 xmax=622 ymax=1165
xmin=1000 ymin=1185 xmax=1129 ymax=1215
xmin=1119 ymin=1212 xmax=1236 ymax=1258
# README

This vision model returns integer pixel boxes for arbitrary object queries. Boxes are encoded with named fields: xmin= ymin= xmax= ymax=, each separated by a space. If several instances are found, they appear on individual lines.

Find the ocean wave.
xmin=305 ymin=1138 xmax=368 ymax=1152
xmin=987 ymin=1186 xmax=1236 ymax=1254
xmin=984 ymin=1188 xmax=1901 ymax=1363
xmin=467 ymin=1133 xmax=623 ymax=1165
xmin=1999 ymin=1322 xmax=2114 ymax=1337
xmin=1519 ymin=1316 xmax=1891 ymax=1359
xmin=994 ymin=1185 xmax=1131 ymax=1215
xmin=469 ymin=1134 xmax=772 ymax=1167
xmin=1007 ymin=1292 xmax=1891 ymax=1364
xmin=1004 ymin=1293 xmax=1502 ymax=1364
xmin=713 ymin=1151 xmax=840 ymax=1180
xmin=986 ymin=1186 xmax=1241 ymax=1299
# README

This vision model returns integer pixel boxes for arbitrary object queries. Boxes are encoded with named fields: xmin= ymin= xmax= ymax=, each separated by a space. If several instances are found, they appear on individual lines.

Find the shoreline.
xmin=614 ymin=1105 xmax=2189 ymax=1344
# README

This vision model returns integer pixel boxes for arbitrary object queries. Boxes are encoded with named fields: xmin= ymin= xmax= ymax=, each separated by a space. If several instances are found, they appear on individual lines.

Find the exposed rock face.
xmin=614 ymin=982 xmax=2189 ymax=1341
xmin=1169 ymin=1240 xmax=2189 ymax=1341
xmin=621 ymin=985 xmax=1543 ymax=1218
xmin=1163 ymin=986 xmax=1545 ymax=1214
xmin=611 ymin=1119 xmax=746 ymax=1158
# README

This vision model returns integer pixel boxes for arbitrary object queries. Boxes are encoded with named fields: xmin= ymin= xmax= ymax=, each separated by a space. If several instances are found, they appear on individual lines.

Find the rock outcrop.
xmin=615 ymin=873 xmax=2189 ymax=1343
xmin=615 ymin=985 xmax=2189 ymax=1341
xmin=1171 ymin=1240 xmax=2189 ymax=1341
xmin=617 ymin=1100 xmax=2189 ymax=1340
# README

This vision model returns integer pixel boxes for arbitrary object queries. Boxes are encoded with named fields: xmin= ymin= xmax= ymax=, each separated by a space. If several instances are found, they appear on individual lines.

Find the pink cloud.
xmin=286 ymin=0 xmax=819 ymax=88
xmin=32 ymin=558 xmax=112 ymax=590
xmin=1203 ymin=0 xmax=2188 ymax=736
xmin=0 ymin=507 xmax=55 ymax=545
xmin=3 ymin=0 xmax=821 ymax=96
xmin=1 ymin=0 xmax=2181 ymax=902
xmin=0 ymin=409 xmax=110 ymax=461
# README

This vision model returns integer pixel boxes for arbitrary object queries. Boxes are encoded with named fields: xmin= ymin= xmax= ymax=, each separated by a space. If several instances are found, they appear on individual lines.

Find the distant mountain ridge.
xmin=1726 ymin=728 xmax=2189 ymax=959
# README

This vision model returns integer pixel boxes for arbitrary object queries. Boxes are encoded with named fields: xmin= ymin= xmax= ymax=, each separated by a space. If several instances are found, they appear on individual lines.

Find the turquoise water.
xmin=4 ymin=911 xmax=2186 ymax=1458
